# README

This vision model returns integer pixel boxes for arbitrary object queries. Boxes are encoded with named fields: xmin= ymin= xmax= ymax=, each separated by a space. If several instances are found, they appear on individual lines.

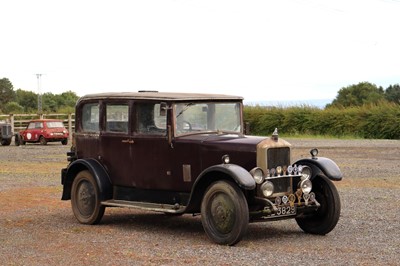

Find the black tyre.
xmin=61 ymin=138 xmax=68 ymax=145
xmin=14 ymin=134 xmax=20 ymax=146
xmin=71 ymin=170 xmax=105 ymax=224
xmin=201 ymin=180 xmax=249 ymax=245
xmin=39 ymin=136 xmax=47 ymax=145
xmin=1 ymin=139 xmax=11 ymax=146
xmin=295 ymin=175 xmax=341 ymax=235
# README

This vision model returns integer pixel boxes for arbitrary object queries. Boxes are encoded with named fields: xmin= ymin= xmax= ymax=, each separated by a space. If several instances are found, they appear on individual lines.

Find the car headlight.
xmin=261 ymin=181 xmax=274 ymax=197
xmin=300 ymin=165 xmax=312 ymax=180
xmin=250 ymin=167 xmax=264 ymax=184
xmin=300 ymin=179 xmax=312 ymax=194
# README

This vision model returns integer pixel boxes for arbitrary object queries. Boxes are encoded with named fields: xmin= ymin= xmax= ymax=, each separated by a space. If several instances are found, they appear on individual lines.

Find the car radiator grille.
xmin=267 ymin=147 xmax=290 ymax=170
xmin=1 ymin=125 xmax=11 ymax=135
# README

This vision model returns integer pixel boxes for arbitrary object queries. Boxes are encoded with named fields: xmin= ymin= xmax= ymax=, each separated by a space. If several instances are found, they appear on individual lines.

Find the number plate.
xmin=274 ymin=205 xmax=296 ymax=217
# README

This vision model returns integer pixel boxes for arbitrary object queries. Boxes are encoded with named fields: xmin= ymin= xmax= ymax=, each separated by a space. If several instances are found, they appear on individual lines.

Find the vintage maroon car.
xmin=16 ymin=119 xmax=69 ymax=145
xmin=61 ymin=91 xmax=342 ymax=245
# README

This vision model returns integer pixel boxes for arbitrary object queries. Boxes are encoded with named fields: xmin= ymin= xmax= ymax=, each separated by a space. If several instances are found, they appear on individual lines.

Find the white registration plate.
xmin=274 ymin=205 xmax=296 ymax=217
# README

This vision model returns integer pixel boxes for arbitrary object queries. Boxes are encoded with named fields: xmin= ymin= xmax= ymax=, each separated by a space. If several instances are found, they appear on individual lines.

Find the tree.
xmin=0 ymin=78 xmax=16 ymax=108
xmin=42 ymin=92 xmax=58 ymax=112
xmin=56 ymin=90 xmax=79 ymax=109
xmin=16 ymin=89 xmax=38 ymax=112
xmin=327 ymin=82 xmax=385 ymax=108
xmin=385 ymin=84 xmax=400 ymax=104
xmin=3 ymin=102 xmax=24 ymax=114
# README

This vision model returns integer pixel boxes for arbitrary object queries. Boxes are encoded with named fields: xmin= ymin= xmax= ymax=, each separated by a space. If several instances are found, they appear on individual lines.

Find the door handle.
xmin=121 ymin=139 xmax=134 ymax=144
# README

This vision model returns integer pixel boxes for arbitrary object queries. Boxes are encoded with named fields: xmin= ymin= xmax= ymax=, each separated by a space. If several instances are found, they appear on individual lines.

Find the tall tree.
xmin=16 ymin=89 xmax=38 ymax=112
xmin=56 ymin=90 xmax=79 ymax=108
xmin=385 ymin=84 xmax=400 ymax=104
xmin=327 ymin=82 xmax=385 ymax=108
xmin=0 ymin=78 xmax=16 ymax=109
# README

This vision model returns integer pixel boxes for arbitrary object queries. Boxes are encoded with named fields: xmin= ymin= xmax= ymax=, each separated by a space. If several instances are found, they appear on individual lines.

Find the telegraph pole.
xmin=36 ymin=74 xmax=43 ymax=114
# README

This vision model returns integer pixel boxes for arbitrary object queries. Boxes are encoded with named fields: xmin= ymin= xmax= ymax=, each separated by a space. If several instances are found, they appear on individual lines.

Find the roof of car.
xmin=78 ymin=91 xmax=243 ymax=102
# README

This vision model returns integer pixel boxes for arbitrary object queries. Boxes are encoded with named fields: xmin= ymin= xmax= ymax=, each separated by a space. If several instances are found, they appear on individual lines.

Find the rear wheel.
xmin=201 ymin=180 xmax=249 ymax=245
xmin=61 ymin=138 xmax=68 ymax=145
xmin=295 ymin=175 xmax=341 ymax=235
xmin=39 ymin=136 xmax=47 ymax=145
xmin=71 ymin=170 xmax=105 ymax=224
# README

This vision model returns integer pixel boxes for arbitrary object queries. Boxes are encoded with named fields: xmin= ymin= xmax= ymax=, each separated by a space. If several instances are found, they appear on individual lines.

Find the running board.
xmin=101 ymin=199 xmax=186 ymax=213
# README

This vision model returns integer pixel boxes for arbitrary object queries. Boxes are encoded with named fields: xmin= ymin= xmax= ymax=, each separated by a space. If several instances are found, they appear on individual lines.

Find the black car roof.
xmin=78 ymin=91 xmax=243 ymax=102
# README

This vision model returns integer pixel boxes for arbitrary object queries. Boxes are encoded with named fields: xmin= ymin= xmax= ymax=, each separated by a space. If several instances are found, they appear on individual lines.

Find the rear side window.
xmin=106 ymin=104 xmax=129 ymax=133
xmin=82 ymin=103 xmax=100 ymax=132
xmin=47 ymin=121 xmax=65 ymax=128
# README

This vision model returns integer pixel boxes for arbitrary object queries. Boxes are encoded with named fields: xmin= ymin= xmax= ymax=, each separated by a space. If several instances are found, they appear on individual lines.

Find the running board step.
xmin=101 ymin=199 xmax=186 ymax=213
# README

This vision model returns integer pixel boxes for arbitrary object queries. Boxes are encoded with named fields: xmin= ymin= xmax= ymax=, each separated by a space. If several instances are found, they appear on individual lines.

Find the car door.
xmin=128 ymin=101 xmax=175 ymax=190
xmin=99 ymin=101 xmax=134 ymax=187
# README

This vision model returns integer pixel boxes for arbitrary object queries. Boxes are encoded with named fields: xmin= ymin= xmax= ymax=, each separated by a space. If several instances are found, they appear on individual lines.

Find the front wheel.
xmin=295 ymin=175 xmax=341 ymax=235
xmin=61 ymin=138 xmax=68 ymax=145
xmin=39 ymin=136 xmax=47 ymax=145
xmin=71 ymin=170 xmax=105 ymax=224
xmin=201 ymin=180 xmax=249 ymax=245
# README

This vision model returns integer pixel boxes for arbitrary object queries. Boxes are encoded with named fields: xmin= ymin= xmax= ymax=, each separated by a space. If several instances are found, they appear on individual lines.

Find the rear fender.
xmin=61 ymin=158 xmax=112 ymax=201
xmin=295 ymin=157 xmax=343 ymax=181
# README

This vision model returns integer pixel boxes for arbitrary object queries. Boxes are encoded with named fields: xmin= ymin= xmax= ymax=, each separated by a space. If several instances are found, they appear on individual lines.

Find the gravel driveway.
xmin=0 ymin=139 xmax=399 ymax=265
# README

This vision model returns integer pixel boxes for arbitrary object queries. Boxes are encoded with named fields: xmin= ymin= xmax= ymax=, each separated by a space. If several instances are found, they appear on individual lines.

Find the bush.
xmin=244 ymin=102 xmax=400 ymax=139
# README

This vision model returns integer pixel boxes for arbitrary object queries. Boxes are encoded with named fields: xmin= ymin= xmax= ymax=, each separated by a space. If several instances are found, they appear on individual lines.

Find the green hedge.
xmin=243 ymin=102 xmax=400 ymax=139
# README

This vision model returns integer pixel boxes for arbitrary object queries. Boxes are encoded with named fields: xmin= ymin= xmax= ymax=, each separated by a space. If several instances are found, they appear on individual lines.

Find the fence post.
xmin=10 ymin=114 xmax=15 ymax=135
xmin=68 ymin=113 xmax=73 ymax=143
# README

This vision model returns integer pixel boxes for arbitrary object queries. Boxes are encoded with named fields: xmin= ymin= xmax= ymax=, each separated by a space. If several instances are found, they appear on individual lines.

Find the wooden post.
xmin=10 ymin=114 xmax=15 ymax=135
xmin=68 ymin=113 xmax=73 ymax=143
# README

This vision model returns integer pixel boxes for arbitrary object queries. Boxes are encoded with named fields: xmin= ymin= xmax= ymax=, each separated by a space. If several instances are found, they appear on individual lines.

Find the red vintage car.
xmin=16 ymin=119 xmax=69 ymax=145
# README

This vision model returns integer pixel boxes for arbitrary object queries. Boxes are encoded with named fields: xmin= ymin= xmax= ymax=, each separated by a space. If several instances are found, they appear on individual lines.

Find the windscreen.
xmin=174 ymin=102 xmax=241 ymax=136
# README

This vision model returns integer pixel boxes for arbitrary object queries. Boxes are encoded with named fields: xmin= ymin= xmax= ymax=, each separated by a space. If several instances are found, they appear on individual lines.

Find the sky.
xmin=1 ymin=0 xmax=399 ymax=104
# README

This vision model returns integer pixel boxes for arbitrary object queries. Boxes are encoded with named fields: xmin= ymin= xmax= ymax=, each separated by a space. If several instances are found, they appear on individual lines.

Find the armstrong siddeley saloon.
xmin=61 ymin=91 xmax=342 ymax=245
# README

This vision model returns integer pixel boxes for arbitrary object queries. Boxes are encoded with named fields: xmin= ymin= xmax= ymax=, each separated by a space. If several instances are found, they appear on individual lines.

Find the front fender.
xmin=197 ymin=164 xmax=256 ymax=190
xmin=295 ymin=157 xmax=343 ymax=181
xmin=184 ymin=164 xmax=255 ymax=213
xmin=61 ymin=158 xmax=113 ymax=201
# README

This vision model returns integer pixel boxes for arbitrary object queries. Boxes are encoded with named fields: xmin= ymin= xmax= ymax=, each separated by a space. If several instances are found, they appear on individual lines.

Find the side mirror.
xmin=160 ymin=102 xmax=167 ymax=116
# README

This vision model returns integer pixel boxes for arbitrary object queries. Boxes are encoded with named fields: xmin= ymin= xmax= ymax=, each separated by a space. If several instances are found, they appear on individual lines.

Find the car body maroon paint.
xmin=61 ymin=91 xmax=342 ymax=245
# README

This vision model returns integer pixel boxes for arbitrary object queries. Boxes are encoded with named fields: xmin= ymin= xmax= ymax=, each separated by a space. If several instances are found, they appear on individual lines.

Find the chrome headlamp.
xmin=300 ymin=179 xmax=312 ymax=194
xmin=300 ymin=165 xmax=312 ymax=180
xmin=250 ymin=167 xmax=264 ymax=184
xmin=261 ymin=181 xmax=274 ymax=197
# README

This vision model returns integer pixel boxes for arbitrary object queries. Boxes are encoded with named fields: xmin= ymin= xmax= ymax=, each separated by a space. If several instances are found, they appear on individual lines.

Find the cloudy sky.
xmin=1 ymin=0 xmax=399 ymax=103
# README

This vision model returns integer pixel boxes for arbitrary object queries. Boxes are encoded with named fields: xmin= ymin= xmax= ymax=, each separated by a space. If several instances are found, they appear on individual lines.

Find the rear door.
xmin=99 ymin=101 xmax=133 ymax=187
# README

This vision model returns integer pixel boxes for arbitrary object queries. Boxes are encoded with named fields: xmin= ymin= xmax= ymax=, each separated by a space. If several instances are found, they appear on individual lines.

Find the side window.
xmin=35 ymin=122 xmax=43 ymax=129
xmin=82 ymin=103 xmax=100 ymax=132
xmin=106 ymin=104 xmax=129 ymax=133
xmin=136 ymin=103 xmax=166 ymax=135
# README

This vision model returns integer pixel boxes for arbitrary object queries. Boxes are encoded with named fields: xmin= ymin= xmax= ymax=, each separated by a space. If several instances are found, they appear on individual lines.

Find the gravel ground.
xmin=0 ymin=139 xmax=399 ymax=266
